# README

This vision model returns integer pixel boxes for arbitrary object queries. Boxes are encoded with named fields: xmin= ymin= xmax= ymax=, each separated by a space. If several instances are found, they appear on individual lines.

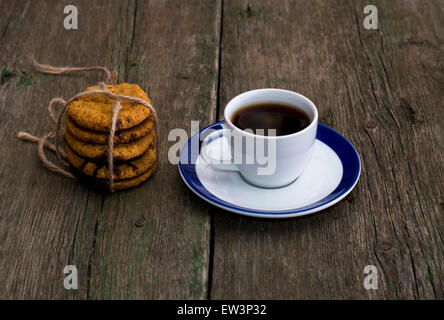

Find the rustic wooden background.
xmin=0 ymin=0 xmax=442 ymax=299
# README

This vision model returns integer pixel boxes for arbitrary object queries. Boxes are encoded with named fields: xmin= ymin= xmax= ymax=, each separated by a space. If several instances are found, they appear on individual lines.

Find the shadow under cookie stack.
xmin=64 ymin=83 xmax=157 ymax=191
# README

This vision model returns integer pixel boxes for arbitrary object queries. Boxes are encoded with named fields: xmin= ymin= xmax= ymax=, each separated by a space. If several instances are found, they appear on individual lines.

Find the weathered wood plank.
xmin=0 ymin=0 xmax=221 ymax=299
xmin=66 ymin=0 xmax=221 ymax=299
xmin=211 ymin=0 xmax=443 ymax=299
xmin=0 ymin=0 xmax=129 ymax=299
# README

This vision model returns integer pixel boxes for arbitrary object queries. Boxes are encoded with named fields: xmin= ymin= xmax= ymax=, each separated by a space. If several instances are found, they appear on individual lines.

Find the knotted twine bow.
xmin=18 ymin=57 xmax=157 ymax=192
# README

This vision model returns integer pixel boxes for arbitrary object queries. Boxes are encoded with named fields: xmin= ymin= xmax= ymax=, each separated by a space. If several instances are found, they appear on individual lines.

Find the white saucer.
xmin=179 ymin=121 xmax=360 ymax=218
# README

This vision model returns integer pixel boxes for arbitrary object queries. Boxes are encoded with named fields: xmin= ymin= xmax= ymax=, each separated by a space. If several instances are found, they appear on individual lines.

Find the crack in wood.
xmin=207 ymin=0 xmax=224 ymax=300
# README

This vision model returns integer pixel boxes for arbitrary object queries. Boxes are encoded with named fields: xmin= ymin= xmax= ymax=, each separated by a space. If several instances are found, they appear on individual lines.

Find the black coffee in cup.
xmin=231 ymin=102 xmax=310 ymax=136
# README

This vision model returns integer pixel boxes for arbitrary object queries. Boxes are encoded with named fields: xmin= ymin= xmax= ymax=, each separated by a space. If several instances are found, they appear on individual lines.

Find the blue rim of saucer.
xmin=178 ymin=121 xmax=360 ymax=218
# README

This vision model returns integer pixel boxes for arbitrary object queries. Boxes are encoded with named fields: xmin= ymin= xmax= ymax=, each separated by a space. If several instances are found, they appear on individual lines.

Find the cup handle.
xmin=200 ymin=124 xmax=239 ymax=172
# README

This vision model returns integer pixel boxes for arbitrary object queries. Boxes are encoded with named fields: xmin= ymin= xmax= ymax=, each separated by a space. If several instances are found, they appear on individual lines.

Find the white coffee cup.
xmin=200 ymin=89 xmax=318 ymax=188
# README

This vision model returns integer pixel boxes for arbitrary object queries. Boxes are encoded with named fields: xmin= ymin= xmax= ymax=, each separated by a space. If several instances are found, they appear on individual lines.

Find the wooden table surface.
xmin=0 ymin=0 xmax=443 ymax=299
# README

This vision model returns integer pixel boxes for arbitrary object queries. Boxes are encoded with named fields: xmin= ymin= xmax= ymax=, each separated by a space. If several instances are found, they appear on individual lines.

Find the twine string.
xmin=28 ymin=55 xmax=118 ymax=83
xmin=17 ymin=131 xmax=75 ymax=179
xmin=38 ymin=132 xmax=76 ymax=179
xmin=48 ymin=98 xmax=66 ymax=122
xmin=108 ymin=98 xmax=122 ymax=191
xmin=18 ymin=58 xmax=157 ymax=191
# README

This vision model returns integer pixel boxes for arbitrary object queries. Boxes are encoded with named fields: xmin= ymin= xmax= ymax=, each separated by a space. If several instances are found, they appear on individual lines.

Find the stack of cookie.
xmin=64 ymin=83 xmax=156 ymax=190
